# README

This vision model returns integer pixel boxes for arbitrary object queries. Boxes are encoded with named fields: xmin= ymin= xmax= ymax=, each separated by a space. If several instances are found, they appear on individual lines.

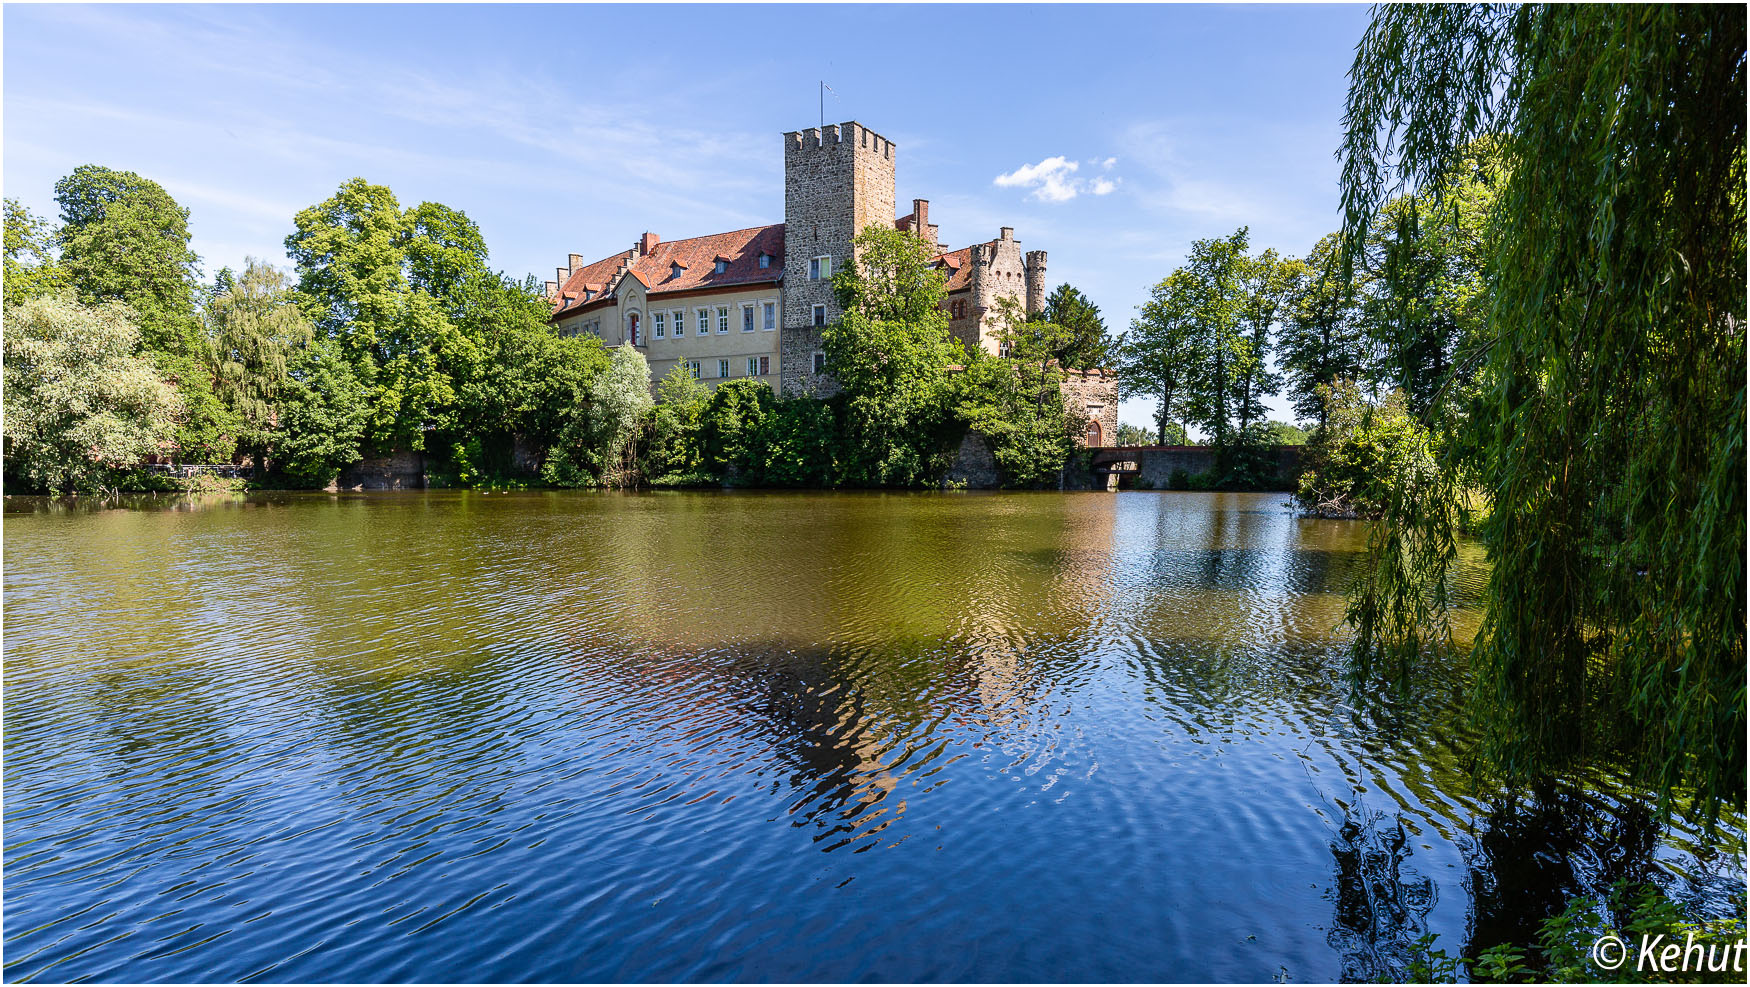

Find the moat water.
xmin=3 ymin=490 xmax=1743 ymax=982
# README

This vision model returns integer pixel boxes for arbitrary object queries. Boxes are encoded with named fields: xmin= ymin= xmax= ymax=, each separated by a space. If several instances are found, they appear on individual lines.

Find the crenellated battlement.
xmin=784 ymin=121 xmax=895 ymax=160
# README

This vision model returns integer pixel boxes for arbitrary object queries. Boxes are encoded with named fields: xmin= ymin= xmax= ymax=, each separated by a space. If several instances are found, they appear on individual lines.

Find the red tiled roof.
xmin=933 ymin=244 xmax=981 ymax=292
xmin=551 ymin=251 xmax=633 ymax=315
xmin=550 ymin=224 xmax=784 ymax=316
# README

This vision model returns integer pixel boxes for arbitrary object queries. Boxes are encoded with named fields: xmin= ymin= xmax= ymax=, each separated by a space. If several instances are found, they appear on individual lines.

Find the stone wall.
xmin=942 ymin=430 xmax=1000 ymax=489
xmin=1117 ymin=445 xmax=1304 ymax=490
xmin=332 ymin=449 xmax=427 ymax=490
xmin=1060 ymin=369 xmax=1120 ymax=447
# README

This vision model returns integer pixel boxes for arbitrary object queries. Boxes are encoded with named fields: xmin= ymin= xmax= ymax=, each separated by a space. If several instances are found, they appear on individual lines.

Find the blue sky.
xmin=4 ymin=3 xmax=1373 ymax=429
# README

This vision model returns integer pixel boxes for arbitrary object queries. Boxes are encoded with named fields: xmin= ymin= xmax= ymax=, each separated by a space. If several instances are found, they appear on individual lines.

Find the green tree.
xmin=203 ymin=259 xmax=314 ymax=467
xmin=1177 ymin=229 xmax=1251 ymax=448
xmin=1040 ymin=283 xmax=1112 ymax=370
xmin=3 ymin=295 xmax=184 ymax=492
xmin=824 ymin=225 xmax=964 ymax=486
xmin=1340 ymin=4 xmax=1745 ymax=820
xmin=698 ymin=379 xmax=776 ymax=479
xmin=1114 ymin=423 xmax=1152 ymax=447
xmin=4 ymin=198 xmax=68 ymax=304
xmin=1263 ymin=420 xmax=1309 ymax=445
xmin=1233 ymin=248 xmax=1294 ymax=434
xmin=1356 ymin=140 xmax=1503 ymax=417
xmin=1279 ymin=233 xmax=1368 ymax=429
xmin=1117 ymin=269 xmax=1198 ymax=445
xmin=644 ymin=364 xmax=712 ymax=484
xmin=545 ymin=342 xmax=651 ymax=488
xmin=54 ymin=165 xmax=203 ymax=357
xmin=285 ymin=178 xmax=468 ymax=451
xmin=832 ymin=224 xmax=952 ymax=324
xmin=275 ymin=338 xmax=370 ymax=487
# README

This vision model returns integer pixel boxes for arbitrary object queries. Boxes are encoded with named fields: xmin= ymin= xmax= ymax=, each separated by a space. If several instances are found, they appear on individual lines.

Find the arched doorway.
xmin=1085 ymin=419 xmax=1103 ymax=446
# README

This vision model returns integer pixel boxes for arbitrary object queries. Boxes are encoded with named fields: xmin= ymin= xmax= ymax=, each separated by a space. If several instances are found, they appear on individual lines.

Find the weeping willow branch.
xmin=1338 ymin=4 xmax=1746 ymax=824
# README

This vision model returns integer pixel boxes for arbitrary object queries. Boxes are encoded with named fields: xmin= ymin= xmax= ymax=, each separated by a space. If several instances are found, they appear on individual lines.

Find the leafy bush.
xmin=3 ymin=294 xmax=184 ymax=493
xmin=1295 ymin=380 xmax=1434 ymax=518
xmin=1403 ymin=882 xmax=1746 ymax=984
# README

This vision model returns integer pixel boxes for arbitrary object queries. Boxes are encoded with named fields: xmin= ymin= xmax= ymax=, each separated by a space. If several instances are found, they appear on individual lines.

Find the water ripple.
xmin=3 ymin=490 xmax=1741 ymax=982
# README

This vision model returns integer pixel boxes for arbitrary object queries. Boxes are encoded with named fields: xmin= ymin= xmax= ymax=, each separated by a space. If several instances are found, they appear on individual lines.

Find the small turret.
xmin=1024 ymin=250 xmax=1049 ymax=316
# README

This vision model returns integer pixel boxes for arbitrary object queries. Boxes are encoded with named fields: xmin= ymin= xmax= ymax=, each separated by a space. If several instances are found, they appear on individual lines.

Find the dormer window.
xmin=670 ymin=263 xmax=684 ymax=280
xmin=714 ymin=259 xmax=728 ymax=274
xmin=758 ymin=253 xmax=771 ymax=269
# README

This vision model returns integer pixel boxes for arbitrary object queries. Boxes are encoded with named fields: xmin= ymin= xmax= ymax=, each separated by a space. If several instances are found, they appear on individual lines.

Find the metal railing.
xmin=140 ymin=463 xmax=255 ymax=479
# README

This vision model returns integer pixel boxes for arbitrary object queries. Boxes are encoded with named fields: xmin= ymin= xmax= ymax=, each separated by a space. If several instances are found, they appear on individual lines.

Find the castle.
xmin=545 ymin=121 xmax=1119 ymax=445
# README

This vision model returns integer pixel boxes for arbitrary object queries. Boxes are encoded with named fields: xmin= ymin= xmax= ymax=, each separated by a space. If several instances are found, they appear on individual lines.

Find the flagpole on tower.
xmin=819 ymin=81 xmax=838 ymax=133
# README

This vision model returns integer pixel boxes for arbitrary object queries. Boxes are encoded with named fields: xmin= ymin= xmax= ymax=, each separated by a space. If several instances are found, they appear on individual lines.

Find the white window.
xmin=762 ymin=301 xmax=776 ymax=330
xmin=671 ymin=310 xmax=685 ymax=337
xmin=698 ymin=308 xmax=710 ymax=334
xmin=716 ymin=307 xmax=729 ymax=333
xmin=653 ymin=312 xmax=665 ymax=338
xmin=812 ymin=351 xmax=826 ymax=374
xmin=810 ymin=255 xmax=830 ymax=280
xmin=812 ymin=304 xmax=826 ymax=327
xmin=717 ymin=358 xmax=730 ymax=378
xmin=746 ymin=357 xmax=760 ymax=377
xmin=688 ymin=360 xmax=701 ymax=380
xmin=742 ymin=305 xmax=755 ymax=332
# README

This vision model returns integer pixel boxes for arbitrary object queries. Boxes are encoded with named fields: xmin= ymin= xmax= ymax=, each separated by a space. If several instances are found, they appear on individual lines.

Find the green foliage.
xmin=1263 ymin=420 xmax=1308 ymax=446
xmin=3 ymin=294 xmax=184 ymax=492
xmin=285 ymin=178 xmax=465 ymax=451
xmin=952 ymin=350 xmax=1078 ymax=488
xmin=831 ymin=224 xmax=949 ymax=322
xmin=1120 ymin=228 xmax=1287 ymax=450
xmin=1279 ymin=232 xmax=1368 ymax=429
xmin=54 ymin=165 xmax=204 ymax=358
xmin=1401 ymin=883 xmax=1746 ymax=984
xmin=1233 ymin=248 xmax=1294 ymax=433
xmin=545 ymin=343 xmax=650 ymax=487
xmin=1340 ymin=3 xmax=1746 ymax=822
xmin=274 ymin=338 xmax=369 ymax=487
xmin=1118 ymin=268 xmax=1200 ymax=445
xmin=4 ymin=198 xmax=69 ymax=304
xmin=1040 ymin=283 xmax=1112 ymax=370
xmin=753 ymin=397 xmax=838 ymax=487
xmin=203 ymin=259 xmax=314 ymax=464
xmin=643 ymin=365 xmax=710 ymax=483
xmin=1115 ymin=422 xmax=1159 ymax=447
xmin=698 ymin=378 xmax=776 ymax=479
xmin=286 ymin=178 xmax=609 ymax=483
xmin=1357 ymin=140 xmax=1503 ymax=418
xmin=1296 ymin=382 xmax=1435 ymax=519
xmin=823 ymin=226 xmax=965 ymax=487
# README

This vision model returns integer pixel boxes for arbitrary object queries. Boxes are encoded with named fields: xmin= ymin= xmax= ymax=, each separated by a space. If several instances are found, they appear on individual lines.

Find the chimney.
xmin=639 ymin=232 xmax=659 ymax=256
xmin=544 ymin=280 xmax=558 ymax=299
xmin=913 ymin=198 xmax=929 ymax=231
xmin=1000 ymin=226 xmax=1014 ymax=241
xmin=568 ymin=253 xmax=583 ymax=269
xmin=555 ymin=266 xmax=569 ymax=286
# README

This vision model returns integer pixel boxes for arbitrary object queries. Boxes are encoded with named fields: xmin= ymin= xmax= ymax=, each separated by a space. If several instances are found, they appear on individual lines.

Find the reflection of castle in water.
xmin=585 ymin=494 xmax=1121 ymax=850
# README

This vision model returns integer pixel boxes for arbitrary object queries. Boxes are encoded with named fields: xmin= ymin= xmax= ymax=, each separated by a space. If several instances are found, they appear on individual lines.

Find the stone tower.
xmin=1024 ymin=250 xmax=1049 ymax=316
xmin=779 ymin=121 xmax=897 ymax=395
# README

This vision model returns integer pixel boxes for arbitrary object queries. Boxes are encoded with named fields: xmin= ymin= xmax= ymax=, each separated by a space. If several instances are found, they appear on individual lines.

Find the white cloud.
xmin=993 ymin=155 xmax=1120 ymax=203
